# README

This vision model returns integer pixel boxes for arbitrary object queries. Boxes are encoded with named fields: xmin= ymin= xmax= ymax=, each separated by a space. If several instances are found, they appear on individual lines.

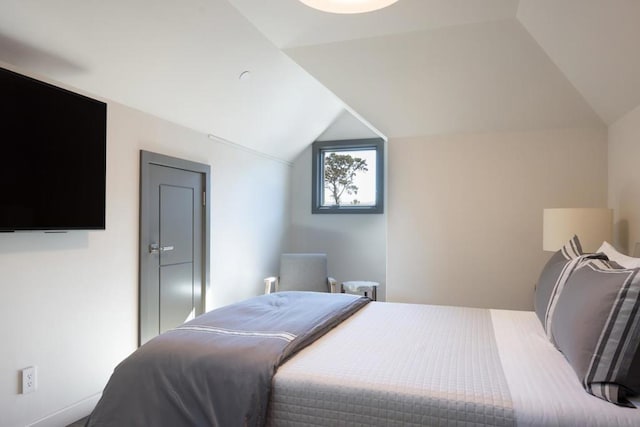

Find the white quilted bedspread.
xmin=491 ymin=309 xmax=640 ymax=427
xmin=268 ymin=302 xmax=515 ymax=426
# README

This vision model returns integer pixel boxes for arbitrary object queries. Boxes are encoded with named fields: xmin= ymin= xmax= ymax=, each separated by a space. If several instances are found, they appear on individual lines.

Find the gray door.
xmin=139 ymin=151 xmax=210 ymax=345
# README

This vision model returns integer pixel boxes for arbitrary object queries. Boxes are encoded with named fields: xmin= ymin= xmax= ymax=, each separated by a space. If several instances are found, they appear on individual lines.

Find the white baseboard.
xmin=27 ymin=393 xmax=101 ymax=427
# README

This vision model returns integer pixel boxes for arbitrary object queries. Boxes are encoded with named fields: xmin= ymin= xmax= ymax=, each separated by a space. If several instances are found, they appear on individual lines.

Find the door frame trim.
xmin=139 ymin=150 xmax=211 ymax=346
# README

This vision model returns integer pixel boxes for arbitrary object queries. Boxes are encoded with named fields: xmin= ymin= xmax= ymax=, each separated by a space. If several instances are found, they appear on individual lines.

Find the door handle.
xmin=149 ymin=243 xmax=175 ymax=254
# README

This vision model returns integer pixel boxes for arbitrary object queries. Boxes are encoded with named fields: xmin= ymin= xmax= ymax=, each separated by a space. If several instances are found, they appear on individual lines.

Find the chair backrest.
xmin=278 ymin=253 xmax=329 ymax=293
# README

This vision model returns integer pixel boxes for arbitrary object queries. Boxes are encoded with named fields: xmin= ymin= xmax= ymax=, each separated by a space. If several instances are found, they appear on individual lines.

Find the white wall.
xmin=288 ymin=146 xmax=387 ymax=299
xmin=608 ymin=103 xmax=640 ymax=254
xmin=0 ymin=95 xmax=290 ymax=425
xmin=387 ymin=128 xmax=608 ymax=310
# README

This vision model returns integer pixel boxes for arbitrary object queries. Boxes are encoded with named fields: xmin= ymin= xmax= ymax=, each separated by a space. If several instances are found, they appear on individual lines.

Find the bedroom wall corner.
xmin=608 ymin=103 xmax=640 ymax=255
xmin=288 ymin=146 xmax=387 ymax=300
xmin=387 ymin=127 xmax=608 ymax=310
xmin=0 ymin=83 xmax=291 ymax=426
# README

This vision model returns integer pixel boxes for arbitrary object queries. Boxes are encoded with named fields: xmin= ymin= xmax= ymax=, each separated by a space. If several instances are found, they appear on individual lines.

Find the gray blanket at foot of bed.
xmin=88 ymin=292 xmax=369 ymax=427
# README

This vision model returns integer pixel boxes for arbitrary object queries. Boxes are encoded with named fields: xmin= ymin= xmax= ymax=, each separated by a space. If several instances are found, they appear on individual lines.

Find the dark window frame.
xmin=312 ymin=138 xmax=384 ymax=214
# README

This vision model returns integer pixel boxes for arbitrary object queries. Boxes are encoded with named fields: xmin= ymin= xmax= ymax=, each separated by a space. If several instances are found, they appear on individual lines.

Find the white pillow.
xmin=597 ymin=241 xmax=640 ymax=269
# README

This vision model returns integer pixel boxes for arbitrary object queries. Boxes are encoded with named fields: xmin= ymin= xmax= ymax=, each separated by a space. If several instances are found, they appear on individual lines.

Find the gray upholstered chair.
xmin=264 ymin=253 xmax=337 ymax=294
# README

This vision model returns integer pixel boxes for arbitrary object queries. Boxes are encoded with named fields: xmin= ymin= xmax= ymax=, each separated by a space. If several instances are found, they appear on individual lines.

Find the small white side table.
xmin=341 ymin=281 xmax=379 ymax=301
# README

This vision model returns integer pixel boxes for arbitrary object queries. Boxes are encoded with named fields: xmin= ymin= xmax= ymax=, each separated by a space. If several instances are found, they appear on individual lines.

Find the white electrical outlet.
xmin=21 ymin=366 xmax=36 ymax=394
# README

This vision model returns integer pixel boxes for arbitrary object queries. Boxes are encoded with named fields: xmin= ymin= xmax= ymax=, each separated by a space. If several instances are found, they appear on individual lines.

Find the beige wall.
xmin=608 ymin=104 xmax=640 ymax=254
xmin=387 ymin=128 xmax=608 ymax=310
xmin=288 ymin=146 xmax=387 ymax=299
xmin=0 ymin=101 xmax=290 ymax=425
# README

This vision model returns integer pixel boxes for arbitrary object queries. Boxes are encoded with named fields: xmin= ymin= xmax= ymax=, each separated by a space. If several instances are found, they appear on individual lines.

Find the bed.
xmin=269 ymin=302 xmax=640 ymax=426
xmin=89 ymin=236 xmax=640 ymax=426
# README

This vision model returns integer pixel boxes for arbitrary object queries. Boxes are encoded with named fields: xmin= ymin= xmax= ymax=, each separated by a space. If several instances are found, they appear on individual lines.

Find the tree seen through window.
xmin=322 ymin=151 xmax=372 ymax=206
xmin=312 ymin=139 xmax=384 ymax=214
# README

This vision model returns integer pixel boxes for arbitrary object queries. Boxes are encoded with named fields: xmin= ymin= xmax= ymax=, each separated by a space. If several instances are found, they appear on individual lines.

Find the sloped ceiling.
xmin=232 ymin=0 xmax=614 ymax=139
xmin=0 ymin=0 xmax=348 ymax=161
xmin=230 ymin=0 xmax=518 ymax=48
xmin=284 ymin=19 xmax=602 ymax=138
xmin=517 ymin=0 xmax=640 ymax=124
xmin=1 ymin=1 xmax=638 ymax=160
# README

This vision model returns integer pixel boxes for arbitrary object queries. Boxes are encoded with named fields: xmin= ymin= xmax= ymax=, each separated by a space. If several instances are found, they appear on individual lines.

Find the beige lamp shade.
xmin=543 ymin=208 xmax=613 ymax=252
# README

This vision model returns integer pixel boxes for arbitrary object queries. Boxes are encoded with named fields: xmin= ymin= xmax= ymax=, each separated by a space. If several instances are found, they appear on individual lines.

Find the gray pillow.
xmin=551 ymin=261 xmax=640 ymax=406
xmin=534 ymin=235 xmax=586 ymax=331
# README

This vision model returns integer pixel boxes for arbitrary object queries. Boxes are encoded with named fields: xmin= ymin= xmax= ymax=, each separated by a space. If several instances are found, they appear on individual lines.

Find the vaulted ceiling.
xmin=517 ymin=0 xmax=640 ymax=125
xmin=1 ymin=1 xmax=639 ymax=161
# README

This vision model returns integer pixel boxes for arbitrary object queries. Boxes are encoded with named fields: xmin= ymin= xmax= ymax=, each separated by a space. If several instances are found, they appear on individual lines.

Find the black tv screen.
xmin=0 ymin=67 xmax=107 ymax=231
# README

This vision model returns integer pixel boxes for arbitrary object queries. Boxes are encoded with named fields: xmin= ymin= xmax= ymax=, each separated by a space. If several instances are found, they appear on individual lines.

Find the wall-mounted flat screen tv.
xmin=0 ymin=67 xmax=107 ymax=231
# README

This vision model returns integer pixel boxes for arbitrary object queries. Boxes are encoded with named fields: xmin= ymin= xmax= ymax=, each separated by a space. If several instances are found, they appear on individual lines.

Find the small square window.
xmin=312 ymin=138 xmax=384 ymax=214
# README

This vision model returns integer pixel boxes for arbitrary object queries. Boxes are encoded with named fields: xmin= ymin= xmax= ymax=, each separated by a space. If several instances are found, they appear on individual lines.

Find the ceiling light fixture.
xmin=299 ymin=0 xmax=399 ymax=14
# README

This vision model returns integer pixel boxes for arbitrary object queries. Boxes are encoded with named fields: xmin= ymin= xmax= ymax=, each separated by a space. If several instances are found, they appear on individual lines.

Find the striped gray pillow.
xmin=534 ymin=235 xmax=582 ymax=328
xmin=534 ymin=235 xmax=604 ymax=336
xmin=551 ymin=261 xmax=640 ymax=405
